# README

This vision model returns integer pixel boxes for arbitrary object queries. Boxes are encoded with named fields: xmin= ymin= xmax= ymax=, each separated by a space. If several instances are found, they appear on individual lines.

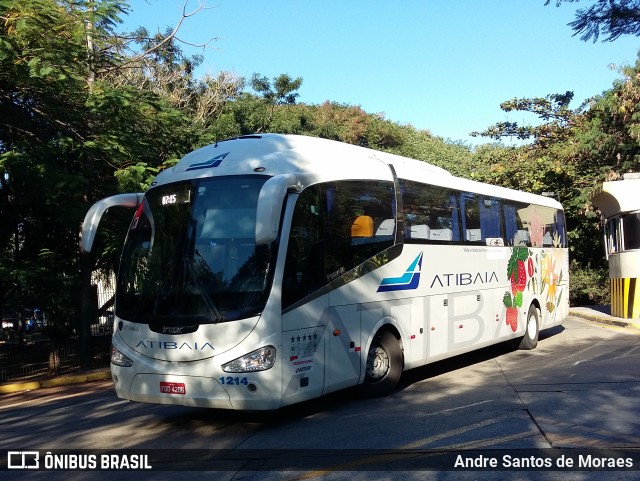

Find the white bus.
xmin=81 ymin=134 xmax=569 ymax=410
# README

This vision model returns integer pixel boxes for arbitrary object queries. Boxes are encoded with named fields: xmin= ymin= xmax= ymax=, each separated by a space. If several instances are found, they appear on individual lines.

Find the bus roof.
xmin=154 ymin=134 xmax=562 ymax=210
xmin=159 ymin=134 xmax=449 ymax=183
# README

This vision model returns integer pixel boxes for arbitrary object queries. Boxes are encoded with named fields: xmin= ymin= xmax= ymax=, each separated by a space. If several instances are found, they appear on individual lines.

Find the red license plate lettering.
xmin=160 ymin=381 xmax=186 ymax=395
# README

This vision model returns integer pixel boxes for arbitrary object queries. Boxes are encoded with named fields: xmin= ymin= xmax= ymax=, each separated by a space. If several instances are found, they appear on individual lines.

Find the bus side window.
xmin=461 ymin=193 xmax=481 ymax=244
xmin=399 ymin=179 xmax=460 ymax=244
xmin=461 ymin=194 xmax=503 ymax=246
xmin=553 ymin=209 xmax=568 ymax=248
xmin=503 ymin=201 xmax=529 ymax=246
xmin=282 ymin=180 xmax=395 ymax=310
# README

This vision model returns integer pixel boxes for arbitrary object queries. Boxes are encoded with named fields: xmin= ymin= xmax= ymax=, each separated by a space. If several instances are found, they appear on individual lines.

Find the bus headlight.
xmin=222 ymin=346 xmax=276 ymax=373
xmin=111 ymin=345 xmax=133 ymax=367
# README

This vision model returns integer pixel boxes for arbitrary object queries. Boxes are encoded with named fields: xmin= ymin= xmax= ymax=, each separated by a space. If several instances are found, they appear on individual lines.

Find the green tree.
xmin=250 ymin=73 xmax=303 ymax=132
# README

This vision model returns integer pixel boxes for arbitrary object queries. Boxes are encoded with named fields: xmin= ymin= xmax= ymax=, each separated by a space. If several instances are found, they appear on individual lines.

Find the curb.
xmin=569 ymin=309 xmax=640 ymax=331
xmin=0 ymin=369 xmax=112 ymax=395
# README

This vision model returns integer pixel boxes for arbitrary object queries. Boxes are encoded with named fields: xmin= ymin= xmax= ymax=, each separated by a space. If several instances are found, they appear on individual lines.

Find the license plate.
xmin=160 ymin=381 xmax=186 ymax=395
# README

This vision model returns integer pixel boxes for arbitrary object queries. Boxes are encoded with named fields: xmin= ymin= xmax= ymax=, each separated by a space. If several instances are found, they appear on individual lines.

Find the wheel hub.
xmin=366 ymin=346 xmax=390 ymax=379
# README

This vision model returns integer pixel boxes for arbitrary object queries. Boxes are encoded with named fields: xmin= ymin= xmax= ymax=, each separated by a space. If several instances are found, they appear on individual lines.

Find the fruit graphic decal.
xmin=503 ymin=243 xmax=565 ymax=333
xmin=541 ymin=247 xmax=565 ymax=314
xmin=503 ymin=247 xmax=530 ymax=332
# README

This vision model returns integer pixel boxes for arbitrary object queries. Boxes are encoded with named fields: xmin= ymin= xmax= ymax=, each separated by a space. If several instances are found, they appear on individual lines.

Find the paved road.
xmin=2 ymin=315 xmax=640 ymax=481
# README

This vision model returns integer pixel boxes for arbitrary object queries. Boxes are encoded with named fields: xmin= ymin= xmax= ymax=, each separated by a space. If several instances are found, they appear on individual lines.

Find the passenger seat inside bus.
xmin=375 ymin=219 xmax=395 ymax=237
xmin=513 ymin=229 xmax=530 ymax=246
xmin=466 ymin=229 xmax=482 ymax=242
xmin=430 ymin=228 xmax=453 ymax=241
xmin=351 ymin=215 xmax=374 ymax=237
xmin=409 ymin=224 xmax=430 ymax=240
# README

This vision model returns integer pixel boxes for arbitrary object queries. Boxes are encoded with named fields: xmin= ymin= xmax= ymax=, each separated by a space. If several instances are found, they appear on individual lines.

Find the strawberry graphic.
xmin=506 ymin=307 xmax=518 ymax=332
xmin=504 ymin=247 xmax=530 ymax=332
xmin=510 ymin=260 xmax=527 ymax=293
xmin=508 ymin=248 xmax=529 ymax=292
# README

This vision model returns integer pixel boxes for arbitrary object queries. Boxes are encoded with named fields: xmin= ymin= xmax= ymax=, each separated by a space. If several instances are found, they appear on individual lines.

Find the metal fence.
xmin=0 ymin=333 xmax=112 ymax=382
xmin=0 ymin=276 xmax=115 ymax=384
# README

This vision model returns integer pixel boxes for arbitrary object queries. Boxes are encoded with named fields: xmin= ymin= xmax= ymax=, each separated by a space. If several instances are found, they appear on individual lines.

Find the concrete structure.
xmin=590 ymin=174 xmax=640 ymax=318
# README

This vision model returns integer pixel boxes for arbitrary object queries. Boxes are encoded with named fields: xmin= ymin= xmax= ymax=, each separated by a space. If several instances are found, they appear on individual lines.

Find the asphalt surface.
xmin=0 ymin=306 xmax=638 ymax=395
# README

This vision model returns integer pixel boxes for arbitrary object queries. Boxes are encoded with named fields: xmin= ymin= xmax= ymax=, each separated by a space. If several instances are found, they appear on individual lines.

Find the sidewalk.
xmin=568 ymin=305 xmax=640 ymax=331
xmin=1 ymin=306 xmax=638 ymax=395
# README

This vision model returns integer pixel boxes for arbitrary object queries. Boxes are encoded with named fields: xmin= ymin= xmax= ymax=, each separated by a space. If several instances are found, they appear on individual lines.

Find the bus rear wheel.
xmin=358 ymin=330 xmax=403 ymax=397
xmin=517 ymin=304 xmax=540 ymax=350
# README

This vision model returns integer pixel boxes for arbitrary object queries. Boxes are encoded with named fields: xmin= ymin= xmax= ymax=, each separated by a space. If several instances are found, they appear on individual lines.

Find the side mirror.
xmin=80 ymin=193 xmax=143 ymax=254
xmin=255 ymin=175 xmax=301 ymax=245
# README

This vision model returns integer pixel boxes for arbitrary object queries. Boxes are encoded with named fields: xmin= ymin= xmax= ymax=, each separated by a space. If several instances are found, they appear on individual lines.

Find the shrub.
xmin=569 ymin=260 xmax=609 ymax=306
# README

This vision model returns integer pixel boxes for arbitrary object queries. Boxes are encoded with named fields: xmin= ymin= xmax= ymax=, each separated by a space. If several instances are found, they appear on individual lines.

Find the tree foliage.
xmin=471 ymin=91 xmax=576 ymax=145
xmin=249 ymin=73 xmax=303 ymax=132
xmin=547 ymin=0 xmax=640 ymax=41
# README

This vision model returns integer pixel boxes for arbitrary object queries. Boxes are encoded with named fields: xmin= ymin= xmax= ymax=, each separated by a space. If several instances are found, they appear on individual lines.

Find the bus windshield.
xmin=115 ymin=176 xmax=275 ymax=325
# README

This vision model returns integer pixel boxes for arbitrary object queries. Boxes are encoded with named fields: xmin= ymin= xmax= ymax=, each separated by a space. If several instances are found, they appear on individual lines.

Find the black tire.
xmin=358 ymin=330 xmax=403 ymax=397
xmin=518 ymin=304 xmax=540 ymax=350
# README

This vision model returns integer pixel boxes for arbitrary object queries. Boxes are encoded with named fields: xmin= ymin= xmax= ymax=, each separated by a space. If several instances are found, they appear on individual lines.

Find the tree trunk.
xmin=48 ymin=347 xmax=60 ymax=376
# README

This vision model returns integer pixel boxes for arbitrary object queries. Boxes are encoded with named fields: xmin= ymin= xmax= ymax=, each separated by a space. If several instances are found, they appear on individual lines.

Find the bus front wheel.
xmin=359 ymin=330 xmax=403 ymax=397
xmin=517 ymin=304 xmax=540 ymax=350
